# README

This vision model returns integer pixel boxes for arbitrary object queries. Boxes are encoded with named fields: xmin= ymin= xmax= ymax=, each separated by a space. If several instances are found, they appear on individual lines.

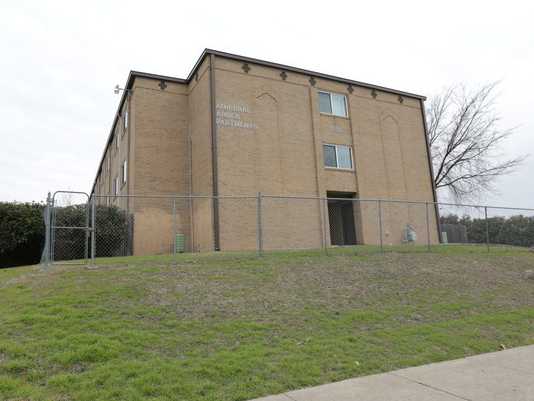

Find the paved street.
xmin=252 ymin=345 xmax=534 ymax=401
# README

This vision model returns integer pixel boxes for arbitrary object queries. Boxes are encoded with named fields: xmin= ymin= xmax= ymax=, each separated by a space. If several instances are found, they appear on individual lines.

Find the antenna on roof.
xmin=114 ymin=84 xmax=123 ymax=95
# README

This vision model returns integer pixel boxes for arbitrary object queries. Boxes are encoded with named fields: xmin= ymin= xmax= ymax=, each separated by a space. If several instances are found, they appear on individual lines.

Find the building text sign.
xmin=216 ymin=103 xmax=257 ymax=129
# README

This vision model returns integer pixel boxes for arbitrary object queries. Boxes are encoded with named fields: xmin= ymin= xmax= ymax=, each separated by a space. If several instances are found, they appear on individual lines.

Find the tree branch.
xmin=426 ymin=82 xmax=528 ymax=201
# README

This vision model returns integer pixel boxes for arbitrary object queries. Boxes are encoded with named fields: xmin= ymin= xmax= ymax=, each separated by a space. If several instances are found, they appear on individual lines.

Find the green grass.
xmin=1 ymin=245 xmax=533 ymax=400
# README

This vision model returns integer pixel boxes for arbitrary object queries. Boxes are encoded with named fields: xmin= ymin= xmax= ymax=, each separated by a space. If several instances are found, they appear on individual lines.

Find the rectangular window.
xmin=323 ymin=144 xmax=353 ymax=170
xmin=113 ymin=176 xmax=119 ymax=196
xmin=124 ymin=110 xmax=128 ymax=130
xmin=115 ymin=133 xmax=120 ymax=151
xmin=323 ymin=144 xmax=337 ymax=168
xmin=318 ymin=92 xmax=332 ymax=114
xmin=318 ymin=91 xmax=347 ymax=117
xmin=121 ymin=160 xmax=127 ymax=185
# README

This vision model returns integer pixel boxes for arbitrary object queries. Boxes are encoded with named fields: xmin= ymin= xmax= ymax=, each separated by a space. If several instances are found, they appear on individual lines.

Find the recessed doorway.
xmin=327 ymin=192 xmax=357 ymax=246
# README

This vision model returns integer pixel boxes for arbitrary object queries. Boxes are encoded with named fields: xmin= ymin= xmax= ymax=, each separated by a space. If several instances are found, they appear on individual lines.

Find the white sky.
xmin=1 ymin=0 xmax=532 ymax=208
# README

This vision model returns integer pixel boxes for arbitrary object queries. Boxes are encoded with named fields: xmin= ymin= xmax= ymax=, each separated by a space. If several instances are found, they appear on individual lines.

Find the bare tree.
xmin=427 ymin=82 xmax=526 ymax=200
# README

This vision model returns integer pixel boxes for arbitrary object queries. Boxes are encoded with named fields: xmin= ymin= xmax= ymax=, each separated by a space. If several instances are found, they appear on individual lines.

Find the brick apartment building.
xmin=91 ymin=49 xmax=439 ymax=254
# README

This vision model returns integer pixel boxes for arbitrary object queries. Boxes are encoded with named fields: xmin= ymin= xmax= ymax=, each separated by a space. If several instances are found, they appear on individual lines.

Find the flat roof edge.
xmin=130 ymin=50 xmax=427 ymax=100
xmin=202 ymin=49 xmax=426 ymax=100
xmin=91 ymin=50 xmax=426 ymax=193
xmin=130 ymin=70 xmax=187 ymax=85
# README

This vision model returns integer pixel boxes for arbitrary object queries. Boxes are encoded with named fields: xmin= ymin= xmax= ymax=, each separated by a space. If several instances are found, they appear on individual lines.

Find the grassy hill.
xmin=1 ymin=246 xmax=534 ymax=401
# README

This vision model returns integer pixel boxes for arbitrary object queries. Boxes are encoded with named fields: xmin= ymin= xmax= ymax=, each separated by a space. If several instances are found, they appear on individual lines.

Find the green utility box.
xmin=175 ymin=234 xmax=185 ymax=253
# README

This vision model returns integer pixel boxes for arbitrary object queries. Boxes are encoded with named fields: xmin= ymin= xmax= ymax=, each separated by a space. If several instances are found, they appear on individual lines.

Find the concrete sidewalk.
xmin=252 ymin=345 xmax=534 ymax=401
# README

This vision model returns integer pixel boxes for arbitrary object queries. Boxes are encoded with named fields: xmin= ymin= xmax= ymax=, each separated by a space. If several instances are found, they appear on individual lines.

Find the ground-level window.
xmin=318 ymin=91 xmax=347 ymax=117
xmin=121 ymin=160 xmax=127 ymax=185
xmin=323 ymin=144 xmax=353 ymax=169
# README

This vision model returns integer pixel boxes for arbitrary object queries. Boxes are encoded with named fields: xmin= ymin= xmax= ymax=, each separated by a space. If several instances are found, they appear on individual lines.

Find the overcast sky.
xmin=1 ymin=0 xmax=532 ymax=208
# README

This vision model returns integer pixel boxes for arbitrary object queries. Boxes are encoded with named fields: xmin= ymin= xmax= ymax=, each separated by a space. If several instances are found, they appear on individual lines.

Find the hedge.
xmin=0 ymin=202 xmax=133 ymax=268
xmin=0 ymin=202 xmax=45 ymax=267
xmin=440 ymin=214 xmax=534 ymax=247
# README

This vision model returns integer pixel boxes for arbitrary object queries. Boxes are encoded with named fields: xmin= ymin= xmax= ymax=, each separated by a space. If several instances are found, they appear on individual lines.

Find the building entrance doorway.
xmin=327 ymin=192 xmax=357 ymax=246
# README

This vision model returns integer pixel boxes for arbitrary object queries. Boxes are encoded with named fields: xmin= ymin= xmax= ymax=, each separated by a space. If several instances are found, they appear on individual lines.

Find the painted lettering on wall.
xmin=216 ymin=103 xmax=257 ymax=129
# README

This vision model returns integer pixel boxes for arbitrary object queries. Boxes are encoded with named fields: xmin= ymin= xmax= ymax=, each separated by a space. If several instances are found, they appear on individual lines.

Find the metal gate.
xmin=42 ymin=191 xmax=92 ymax=266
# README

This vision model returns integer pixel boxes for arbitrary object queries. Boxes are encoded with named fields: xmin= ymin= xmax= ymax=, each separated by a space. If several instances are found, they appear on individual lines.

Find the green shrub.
xmin=0 ymin=202 xmax=44 ymax=268
xmin=441 ymin=214 xmax=534 ymax=247
xmin=0 ymin=202 xmax=133 ymax=267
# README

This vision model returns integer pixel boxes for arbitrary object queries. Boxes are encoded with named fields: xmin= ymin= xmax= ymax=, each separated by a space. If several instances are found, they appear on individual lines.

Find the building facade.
xmin=91 ymin=49 xmax=439 ymax=254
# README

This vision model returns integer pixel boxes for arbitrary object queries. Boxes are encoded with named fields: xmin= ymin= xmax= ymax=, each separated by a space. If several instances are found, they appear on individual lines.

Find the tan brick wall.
xmin=349 ymin=91 xmax=439 ymax=245
xmin=214 ymin=61 xmax=323 ymax=250
xmin=213 ymin=57 xmax=437 ymax=248
xmin=188 ymin=58 xmax=215 ymax=252
xmin=129 ymin=78 xmax=191 ymax=255
xmin=92 ymin=53 xmax=438 ymax=254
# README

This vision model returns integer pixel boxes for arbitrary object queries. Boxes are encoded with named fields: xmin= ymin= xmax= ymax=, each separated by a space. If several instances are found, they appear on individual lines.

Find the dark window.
xmin=323 ymin=144 xmax=337 ymax=167
xmin=319 ymin=92 xmax=332 ymax=114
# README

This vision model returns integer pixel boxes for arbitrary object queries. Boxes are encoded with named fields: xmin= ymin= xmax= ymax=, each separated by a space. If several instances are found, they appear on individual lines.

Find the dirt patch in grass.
xmin=134 ymin=252 xmax=534 ymax=324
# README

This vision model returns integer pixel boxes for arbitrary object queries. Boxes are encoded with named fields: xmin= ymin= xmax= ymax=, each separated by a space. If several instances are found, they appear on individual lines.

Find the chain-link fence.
xmin=40 ymin=192 xmax=534 ymax=266
xmin=45 ymin=191 xmax=91 ymax=265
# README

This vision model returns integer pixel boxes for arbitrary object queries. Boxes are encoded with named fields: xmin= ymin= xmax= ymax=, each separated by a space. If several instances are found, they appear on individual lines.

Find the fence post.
xmin=91 ymin=197 xmax=96 ymax=265
xmin=378 ymin=200 xmax=384 ymax=253
xmin=318 ymin=197 xmax=324 ymax=253
xmin=484 ymin=206 xmax=490 ymax=252
xmin=257 ymin=192 xmax=263 ymax=256
xmin=173 ymin=198 xmax=177 ymax=258
xmin=425 ymin=202 xmax=431 ymax=252
xmin=47 ymin=192 xmax=52 ymax=267
xmin=42 ymin=192 xmax=52 ymax=268
xmin=84 ymin=198 xmax=90 ymax=265
xmin=323 ymin=197 xmax=329 ymax=255
xmin=50 ymin=194 xmax=55 ymax=263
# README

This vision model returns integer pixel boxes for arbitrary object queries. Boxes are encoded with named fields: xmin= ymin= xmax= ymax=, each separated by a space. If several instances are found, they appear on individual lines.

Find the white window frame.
xmin=121 ymin=160 xmax=127 ymax=185
xmin=318 ymin=91 xmax=348 ymax=117
xmin=115 ymin=132 xmax=120 ymax=151
xmin=323 ymin=143 xmax=354 ymax=171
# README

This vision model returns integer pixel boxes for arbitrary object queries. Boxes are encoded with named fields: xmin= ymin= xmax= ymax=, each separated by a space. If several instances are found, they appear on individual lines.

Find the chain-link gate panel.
xmin=51 ymin=191 xmax=90 ymax=264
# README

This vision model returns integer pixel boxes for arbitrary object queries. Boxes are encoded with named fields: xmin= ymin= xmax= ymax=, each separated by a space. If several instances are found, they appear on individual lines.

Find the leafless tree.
xmin=427 ymin=82 xmax=526 ymax=201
